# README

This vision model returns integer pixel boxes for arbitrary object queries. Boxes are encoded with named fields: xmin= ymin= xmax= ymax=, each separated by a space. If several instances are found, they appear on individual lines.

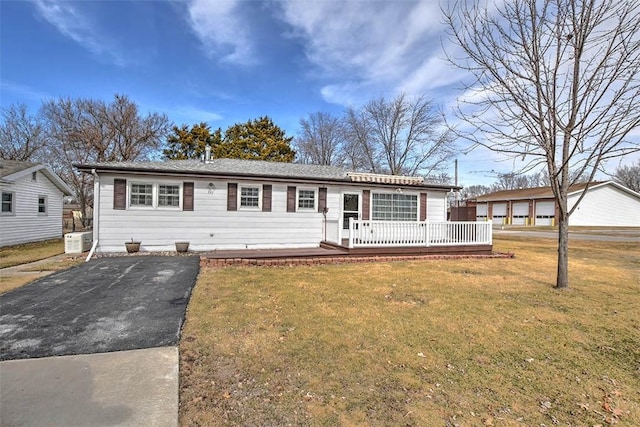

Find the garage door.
xmin=512 ymin=202 xmax=529 ymax=225
xmin=476 ymin=203 xmax=488 ymax=221
xmin=492 ymin=203 xmax=507 ymax=225
xmin=535 ymin=201 xmax=555 ymax=226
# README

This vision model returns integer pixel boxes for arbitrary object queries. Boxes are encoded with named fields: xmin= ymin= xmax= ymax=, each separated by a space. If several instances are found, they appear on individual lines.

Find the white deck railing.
xmin=347 ymin=220 xmax=492 ymax=248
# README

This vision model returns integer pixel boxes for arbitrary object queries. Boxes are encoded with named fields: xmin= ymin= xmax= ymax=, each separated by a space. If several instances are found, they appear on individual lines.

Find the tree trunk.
xmin=555 ymin=209 xmax=570 ymax=289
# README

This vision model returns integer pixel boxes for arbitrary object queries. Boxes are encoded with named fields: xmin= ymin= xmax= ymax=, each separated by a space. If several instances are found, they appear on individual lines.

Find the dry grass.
xmin=180 ymin=236 xmax=640 ymax=426
xmin=0 ymin=274 xmax=46 ymax=295
xmin=503 ymin=226 xmax=640 ymax=237
xmin=19 ymin=258 xmax=83 ymax=272
xmin=0 ymin=238 xmax=65 ymax=268
xmin=0 ymin=258 xmax=83 ymax=294
xmin=0 ymin=238 xmax=81 ymax=294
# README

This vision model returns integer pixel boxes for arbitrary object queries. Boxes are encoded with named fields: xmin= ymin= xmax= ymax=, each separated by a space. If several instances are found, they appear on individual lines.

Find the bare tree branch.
xmin=42 ymin=94 xmax=171 ymax=224
xmin=444 ymin=0 xmax=640 ymax=288
xmin=0 ymin=104 xmax=48 ymax=161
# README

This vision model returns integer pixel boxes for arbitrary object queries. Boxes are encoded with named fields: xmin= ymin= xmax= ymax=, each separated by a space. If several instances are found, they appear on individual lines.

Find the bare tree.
xmin=490 ymin=172 xmax=535 ymax=191
xmin=461 ymin=184 xmax=492 ymax=199
xmin=344 ymin=93 xmax=454 ymax=175
xmin=613 ymin=159 xmax=640 ymax=192
xmin=42 ymin=94 xmax=171 ymax=224
xmin=342 ymin=107 xmax=379 ymax=172
xmin=424 ymin=171 xmax=453 ymax=185
xmin=444 ymin=0 xmax=640 ymax=288
xmin=0 ymin=104 xmax=48 ymax=161
xmin=295 ymin=112 xmax=346 ymax=166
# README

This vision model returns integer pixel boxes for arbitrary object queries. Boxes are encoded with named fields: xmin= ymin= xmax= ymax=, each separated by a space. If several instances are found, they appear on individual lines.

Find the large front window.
xmin=372 ymin=193 xmax=418 ymax=221
xmin=130 ymin=183 xmax=153 ymax=206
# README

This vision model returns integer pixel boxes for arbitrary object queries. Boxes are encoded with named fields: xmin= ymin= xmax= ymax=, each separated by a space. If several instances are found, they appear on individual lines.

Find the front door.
xmin=341 ymin=193 xmax=360 ymax=241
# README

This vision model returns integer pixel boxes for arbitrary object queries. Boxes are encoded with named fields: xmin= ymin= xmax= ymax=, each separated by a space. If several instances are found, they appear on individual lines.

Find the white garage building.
xmin=476 ymin=181 xmax=640 ymax=227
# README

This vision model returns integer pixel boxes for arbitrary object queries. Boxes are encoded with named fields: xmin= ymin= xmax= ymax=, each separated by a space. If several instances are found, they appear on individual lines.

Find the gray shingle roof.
xmin=77 ymin=159 xmax=346 ymax=182
xmin=0 ymin=159 xmax=40 ymax=179
xmin=75 ymin=158 xmax=458 ymax=190
xmin=1 ymin=159 xmax=73 ymax=195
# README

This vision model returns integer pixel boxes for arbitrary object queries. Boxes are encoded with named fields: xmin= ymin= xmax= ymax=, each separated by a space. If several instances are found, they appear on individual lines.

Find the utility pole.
xmin=454 ymin=159 xmax=459 ymax=207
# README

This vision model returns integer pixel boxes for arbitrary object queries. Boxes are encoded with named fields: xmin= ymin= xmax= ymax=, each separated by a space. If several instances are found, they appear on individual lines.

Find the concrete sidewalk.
xmin=0 ymin=347 xmax=179 ymax=426
xmin=1 ymin=253 xmax=81 ymax=279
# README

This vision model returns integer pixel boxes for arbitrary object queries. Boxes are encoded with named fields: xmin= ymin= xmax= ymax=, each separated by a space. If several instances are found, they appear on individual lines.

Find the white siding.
xmin=96 ymin=174 xmax=331 ymax=252
xmin=568 ymin=184 xmax=640 ymax=226
xmin=426 ymin=192 xmax=447 ymax=221
xmin=0 ymin=171 xmax=65 ymax=247
xmin=94 ymin=174 xmax=452 ymax=252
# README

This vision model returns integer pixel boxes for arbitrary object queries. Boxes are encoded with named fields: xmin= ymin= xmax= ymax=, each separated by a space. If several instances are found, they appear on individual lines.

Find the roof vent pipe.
xmin=205 ymin=145 xmax=211 ymax=163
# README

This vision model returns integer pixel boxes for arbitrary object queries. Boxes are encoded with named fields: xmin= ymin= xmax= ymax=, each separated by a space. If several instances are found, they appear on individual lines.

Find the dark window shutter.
xmin=318 ymin=187 xmax=327 ymax=213
xmin=287 ymin=186 xmax=296 ymax=212
xmin=420 ymin=193 xmax=427 ymax=221
xmin=227 ymin=183 xmax=237 ymax=211
xmin=114 ymin=179 xmax=126 ymax=210
xmin=262 ymin=185 xmax=272 ymax=212
xmin=183 ymin=182 xmax=194 ymax=211
xmin=362 ymin=190 xmax=370 ymax=220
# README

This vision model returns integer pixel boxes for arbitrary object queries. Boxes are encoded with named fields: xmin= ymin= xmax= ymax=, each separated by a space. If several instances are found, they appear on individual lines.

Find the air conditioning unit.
xmin=65 ymin=231 xmax=93 ymax=254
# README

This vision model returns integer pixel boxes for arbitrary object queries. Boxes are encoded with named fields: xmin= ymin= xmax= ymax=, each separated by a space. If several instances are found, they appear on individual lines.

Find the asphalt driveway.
xmin=0 ymin=256 xmax=200 ymax=361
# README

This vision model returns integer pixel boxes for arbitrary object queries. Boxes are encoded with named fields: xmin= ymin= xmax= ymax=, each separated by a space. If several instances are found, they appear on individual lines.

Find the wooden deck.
xmin=200 ymin=242 xmax=501 ymax=267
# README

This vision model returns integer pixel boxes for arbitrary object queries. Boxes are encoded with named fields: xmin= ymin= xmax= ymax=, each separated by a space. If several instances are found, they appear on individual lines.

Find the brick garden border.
xmin=200 ymin=252 xmax=515 ymax=268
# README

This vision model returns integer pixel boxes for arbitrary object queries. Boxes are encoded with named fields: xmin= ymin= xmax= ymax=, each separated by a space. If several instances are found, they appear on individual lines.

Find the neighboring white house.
xmin=75 ymin=158 xmax=460 ymax=253
xmin=1 ymin=159 xmax=73 ymax=247
xmin=476 ymin=181 xmax=640 ymax=227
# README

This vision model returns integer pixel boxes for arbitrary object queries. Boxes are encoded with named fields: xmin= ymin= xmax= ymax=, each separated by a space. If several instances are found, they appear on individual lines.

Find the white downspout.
xmin=85 ymin=168 xmax=100 ymax=262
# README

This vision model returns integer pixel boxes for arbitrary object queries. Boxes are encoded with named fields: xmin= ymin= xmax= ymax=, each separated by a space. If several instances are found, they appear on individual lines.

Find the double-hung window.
xmin=38 ymin=195 xmax=47 ymax=215
xmin=130 ymin=183 xmax=153 ymax=207
xmin=158 ymin=185 xmax=180 ymax=207
xmin=240 ymin=186 xmax=260 ymax=209
xmin=1 ymin=192 xmax=14 ymax=215
xmin=297 ymin=189 xmax=316 ymax=210
xmin=371 ymin=193 xmax=418 ymax=221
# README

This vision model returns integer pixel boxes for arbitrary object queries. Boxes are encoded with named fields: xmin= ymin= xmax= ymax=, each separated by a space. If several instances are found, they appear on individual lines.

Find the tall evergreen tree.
xmin=163 ymin=122 xmax=222 ymax=160
xmin=216 ymin=116 xmax=295 ymax=162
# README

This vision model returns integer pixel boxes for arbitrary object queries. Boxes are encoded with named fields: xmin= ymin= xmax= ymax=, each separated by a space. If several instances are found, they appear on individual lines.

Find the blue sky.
xmin=1 ymin=0 xmax=636 ymax=186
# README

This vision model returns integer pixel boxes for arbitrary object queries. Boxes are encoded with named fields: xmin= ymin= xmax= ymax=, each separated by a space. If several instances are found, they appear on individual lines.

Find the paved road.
xmin=493 ymin=229 xmax=640 ymax=242
xmin=0 ymin=256 xmax=200 ymax=361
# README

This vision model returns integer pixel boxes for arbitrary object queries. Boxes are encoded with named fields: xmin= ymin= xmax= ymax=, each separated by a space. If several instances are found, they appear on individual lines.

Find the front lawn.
xmin=0 ymin=238 xmax=84 ymax=294
xmin=0 ymin=238 xmax=65 ymax=269
xmin=180 ymin=236 xmax=640 ymax=426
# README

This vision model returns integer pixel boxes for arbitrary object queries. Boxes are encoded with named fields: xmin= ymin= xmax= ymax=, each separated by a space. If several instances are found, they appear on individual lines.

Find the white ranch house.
xmin=1 ymin=159 xmax=73 ymax=247
xmin=76 ymin=158 xmax=492 ymax=254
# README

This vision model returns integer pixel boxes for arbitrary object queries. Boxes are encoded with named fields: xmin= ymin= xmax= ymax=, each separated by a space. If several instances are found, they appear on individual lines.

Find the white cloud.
xmin=398 ymin=53 xmax=467 ymax=95
xmin=1 ymin=80 xmax=50 ymax=103
xmin=163 ymin=105 xmax=223 ymax=126
xmin=276 ymin=0 xmax=452 ymax=106
xmin=31 ymin=0 xmax=127 ymax=66
xmin=185 ymin=0 xmax=254 ymax=65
